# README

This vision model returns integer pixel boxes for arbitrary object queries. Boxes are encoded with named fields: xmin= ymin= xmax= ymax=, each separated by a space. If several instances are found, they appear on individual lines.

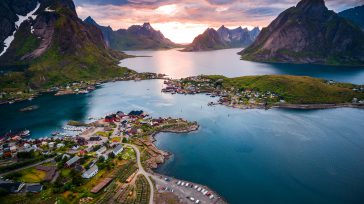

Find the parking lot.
xmin=152 ymin=173 xmax=227 ymax=204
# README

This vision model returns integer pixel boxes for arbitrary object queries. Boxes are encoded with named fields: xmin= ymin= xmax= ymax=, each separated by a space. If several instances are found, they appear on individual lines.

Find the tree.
xmin=122 ymin=137 xmax=128 ymax=143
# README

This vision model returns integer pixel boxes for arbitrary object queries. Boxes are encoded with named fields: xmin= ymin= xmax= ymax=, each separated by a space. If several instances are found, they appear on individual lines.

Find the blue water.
xmin=1 ymin=80 xmax=364 ymax=204
xmin=2 ymin=49 xmax=364 ymax=203
xmin=121 ymin=48 xmax=364 ymax=84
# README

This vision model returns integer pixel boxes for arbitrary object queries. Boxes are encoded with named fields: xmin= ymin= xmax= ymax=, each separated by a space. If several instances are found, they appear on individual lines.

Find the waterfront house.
xmin=96 ymin=146 xmax=107 ymax=156
xmin=65 ymin=155 xmax=81 ymax=167
xmin=82 ymin=165 xmax=98 ymax=179
xmin=112 ymin=144 xmax=123 ymax=156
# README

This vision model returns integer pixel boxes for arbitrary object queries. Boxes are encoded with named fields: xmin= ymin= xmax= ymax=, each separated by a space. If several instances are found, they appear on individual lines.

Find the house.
xmin=89 ymin=136 xmax=101 ymax=141
xmin=26 ymin=184 xmax=43 ymax=193
xmin=9 ymin=146 xmax=17 ymax=153
xmin=0 ymin=181 xmax=25 ymax=193
xmin=65 ymin=156 xmax=81 ymax=167
xmin=96 ymin=146 xmax=107 ymax=156
xmin=100 ymin=152 xmax=109 ymax=161
xmin=48 ymin=142 xmax=55 ymax=148
xmin=82 ymin=165 xmax=98 ymax=179
xmin=112 ymin=144 xmax=123 ymax=156
xmin=104 ymin=114 xmax=117 ymax=123
xmin=23 ymin=143 xmax=31 ymax=148
xmin=62 ymin=154 xmax=71 ymax=160
xmin=56 ymin=143 xmax=65 ymax=148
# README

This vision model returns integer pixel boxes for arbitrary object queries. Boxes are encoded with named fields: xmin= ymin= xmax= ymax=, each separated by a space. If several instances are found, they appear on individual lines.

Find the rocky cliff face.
xmin=182 ymin=26 xmax=260 ymax=52
xmin=0 ymin=0 xmax=130 ymax=89
xmin=84 ymin=17 xmax=179 ymax=50
xmin=339 ymin=5 xmax=364 ymax=30
xmin=239 ymin=0 xmax=364 ymax=66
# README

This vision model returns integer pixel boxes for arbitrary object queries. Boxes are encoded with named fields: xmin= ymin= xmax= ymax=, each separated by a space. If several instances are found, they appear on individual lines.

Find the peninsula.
xmin=162 ymin=75 xmax=364 ymax=110
xmin=0 ymin=110 xmax=226 ymax=204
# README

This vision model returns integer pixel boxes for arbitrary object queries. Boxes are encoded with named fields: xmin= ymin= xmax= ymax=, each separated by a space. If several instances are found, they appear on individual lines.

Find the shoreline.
xmin=220 ymin=101 xmax=364 ymax=110
xmin=144 ymin=124 xmax=228 ymax=204
xmin=0 ymin=72 xmax=167 ymax=106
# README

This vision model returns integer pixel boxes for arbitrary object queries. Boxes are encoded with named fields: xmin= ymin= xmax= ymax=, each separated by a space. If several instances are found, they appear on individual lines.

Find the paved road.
xmin=0 ymin=157 xmax=55 ymax=177
xmin=123 ymin=143 xmax=155 ymax=204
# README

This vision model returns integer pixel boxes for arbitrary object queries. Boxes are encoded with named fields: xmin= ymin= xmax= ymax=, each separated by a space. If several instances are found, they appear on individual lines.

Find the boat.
xmin=20 ymin=130 xmax=30 ymax=137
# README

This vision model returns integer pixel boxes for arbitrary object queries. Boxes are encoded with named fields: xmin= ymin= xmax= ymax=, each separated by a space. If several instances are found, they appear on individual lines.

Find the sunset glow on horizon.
xmin=75 ymin=0 xmax=363 ymax=44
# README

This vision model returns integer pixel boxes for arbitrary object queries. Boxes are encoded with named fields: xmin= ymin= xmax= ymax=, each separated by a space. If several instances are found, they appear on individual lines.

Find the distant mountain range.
xmin=182 ymin=26 xmax=260 ymax=52
xmin=0 ymin=0 xmax=131 ymax=90
xmin=339 ymin=5 xmax=364 ymax=30
xmin=84 ymin=17 xmax=179 ymax=50
xmin=240 ymin=0 xmax=364 ymax=66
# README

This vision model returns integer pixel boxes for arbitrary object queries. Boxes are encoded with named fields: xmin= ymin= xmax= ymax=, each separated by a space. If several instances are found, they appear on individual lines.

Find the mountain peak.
xmin=143 ymin=22 xmax=152 ymax=30
xmin=84 ymin=16 xmax=96 ymax=24
xmin=296 ymin=0 xmax=326 ymax=13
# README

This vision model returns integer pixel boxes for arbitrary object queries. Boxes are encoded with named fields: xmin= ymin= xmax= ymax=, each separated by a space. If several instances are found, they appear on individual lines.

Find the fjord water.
xmin=121 ymin=48 xmax=364 ymax=84
xmin=1 ymin=49 xmax=364 ymax=204
xmin=1 ymin=80 xmax=364 ymax=204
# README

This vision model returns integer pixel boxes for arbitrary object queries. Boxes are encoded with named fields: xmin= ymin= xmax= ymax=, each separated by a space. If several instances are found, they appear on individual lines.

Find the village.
xmin=162 ymin=76 xmax=282 ymax=109
xmin=0 ymin=72 xmax=166 ymax=105
xmin=0 ymin=109 xmax=226 ymax=204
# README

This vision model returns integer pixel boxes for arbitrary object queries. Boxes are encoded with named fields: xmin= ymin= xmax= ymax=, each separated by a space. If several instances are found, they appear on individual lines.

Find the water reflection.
xmin=121 ymin=48 xmax=364 ymax=84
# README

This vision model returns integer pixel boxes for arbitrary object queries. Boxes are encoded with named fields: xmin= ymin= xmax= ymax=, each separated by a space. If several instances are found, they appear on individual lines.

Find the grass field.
xmin=18 ymin=168 xmax=46 ymax=183
xmin=205 ymin=75 xmax=364 ymax=104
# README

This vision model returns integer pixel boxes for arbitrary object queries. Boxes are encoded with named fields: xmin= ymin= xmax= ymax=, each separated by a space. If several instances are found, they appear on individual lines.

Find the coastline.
xmin=0 ymin=72 xmax=166 ymax=105
xmin=141 ymin=123 xmax=228 ymax=204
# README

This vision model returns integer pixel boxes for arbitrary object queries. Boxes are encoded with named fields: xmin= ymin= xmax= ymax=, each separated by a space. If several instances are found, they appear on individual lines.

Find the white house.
xmin=82 ymin=165 xmax=98 ymax=179
xmin=48 ymin=142 xmax=55 ymax=148
xmin=96 ymin=146 xmax=107 ymax=156
xmin=56 ymin=143 xmax=65 ymax=149
xmin=112 ymin=144 xmax=123 ymax=156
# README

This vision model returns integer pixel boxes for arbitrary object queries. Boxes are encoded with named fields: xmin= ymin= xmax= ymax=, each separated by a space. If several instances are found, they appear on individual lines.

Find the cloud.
xmin=74 ymin=0 xmax=364 ymax=43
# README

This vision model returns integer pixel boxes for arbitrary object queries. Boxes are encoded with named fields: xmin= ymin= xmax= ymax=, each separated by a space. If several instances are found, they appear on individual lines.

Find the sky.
xmin=74 ymin=0 xmax=364 ymax=43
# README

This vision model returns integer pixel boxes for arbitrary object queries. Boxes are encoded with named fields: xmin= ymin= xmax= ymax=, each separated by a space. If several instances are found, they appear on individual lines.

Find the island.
xmin=0 ymin=110 xmax=226 ymax=204
xmin=162 ymin=75 xmax=364 ymax=110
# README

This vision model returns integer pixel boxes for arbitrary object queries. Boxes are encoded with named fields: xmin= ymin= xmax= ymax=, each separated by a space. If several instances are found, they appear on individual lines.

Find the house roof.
xmin=66 ymin=155 xmax=80 ymax=166
xmin=84 ymin=165 xmax=98 ymax=176
xmin=113 ymin=144 xmax=123 ymax=154
xmin=96 ymin=146 xmax=107 ymax=154
xmin=0 ymin=182 xmax=24 ymax=193
xmin=26 ymin=184 xmax=43 ymax=193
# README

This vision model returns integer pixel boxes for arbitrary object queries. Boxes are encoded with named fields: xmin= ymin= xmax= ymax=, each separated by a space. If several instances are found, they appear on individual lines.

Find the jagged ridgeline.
xmin=182 ymin=26 xmax=260 ymax=52
xmin=84 ymin=17 xmax=180 ymax=50
xmin=239 ymin=0 xmax=364 ymax=66
xmin=0 ymin=0 xmax=132 ymax=90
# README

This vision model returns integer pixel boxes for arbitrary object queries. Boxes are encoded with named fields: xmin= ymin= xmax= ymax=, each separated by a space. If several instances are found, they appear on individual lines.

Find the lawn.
xmin=18 ymin=167 xmax=46 ymax=183
xmin=121 ymin=147 xmax=136 ymax=160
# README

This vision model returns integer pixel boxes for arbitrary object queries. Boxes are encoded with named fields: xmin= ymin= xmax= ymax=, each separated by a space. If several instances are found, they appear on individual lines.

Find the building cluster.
xmin=162 ymin=76 xmax=281 ymax=107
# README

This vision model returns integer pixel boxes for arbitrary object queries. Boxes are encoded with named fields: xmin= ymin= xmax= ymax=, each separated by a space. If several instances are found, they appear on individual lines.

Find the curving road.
xmin=123 ymin=143 xmax=154 ymax=204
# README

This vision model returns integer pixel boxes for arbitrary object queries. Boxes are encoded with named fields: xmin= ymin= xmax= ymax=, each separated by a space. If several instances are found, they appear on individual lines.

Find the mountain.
xmin=182 ymin=26 xmax=260 ymax=52
xmin=339 ymin=5 xmax=364 ymax=30
xmin=0 ymin=0 xmax=131 ymax=91
xmin=239 ymin=0 xmax=364 ymax=66
xmin=84 ymin=17 xmax=179 ymax=50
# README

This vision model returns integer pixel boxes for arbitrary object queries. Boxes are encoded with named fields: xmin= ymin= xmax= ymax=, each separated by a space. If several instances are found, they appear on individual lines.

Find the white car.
xmin=197 ymin=187 xmax=202 ymax=192
xmin=181 ymin=182 xmax=185 ymax=186
xmin=195 ymin=200 xmax=200 ymax=204
xmin=190 ymin=197 xmax=195 ymax=201
xmin=185 ymin=182 xmax=190 ymax=187
xmin=209 ymin=195 xmax=214 ymax=199
xmin=194 ymin=185 xmax=198 ymax=189
xmin=177 ymin=181 xmax=181 ymax=185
